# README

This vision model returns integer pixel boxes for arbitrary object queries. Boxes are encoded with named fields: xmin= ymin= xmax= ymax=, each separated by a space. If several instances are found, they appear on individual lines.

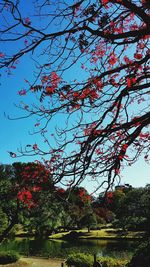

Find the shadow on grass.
xmin=62 ymin=231 xmax=88 ymax=240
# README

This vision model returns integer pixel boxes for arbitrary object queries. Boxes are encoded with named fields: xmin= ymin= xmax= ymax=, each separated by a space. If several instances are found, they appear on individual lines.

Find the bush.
xmin=66 ymin=253 xmax=93 ymax=267
xmin=0 ymin=251 xmax=20 ymax=264
xmin=66 ymin=253 xmax=128 ymax=267
xmin=127 ymin=241 xmax=150 ymax=267
xmin=98 ymin=257 xmax=128 ymax=267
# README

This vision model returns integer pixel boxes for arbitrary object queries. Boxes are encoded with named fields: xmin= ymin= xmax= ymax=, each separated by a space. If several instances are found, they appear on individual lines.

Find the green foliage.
xmin=66 ymin=253 xmax=129 ymax=267
xmin=98 ymin=256 xmax=128 ymax=267
xmin=0 ymin=208 xmax=8 ymax=234
xmin=66 ymin=253 xmax=93 ymax=267
xmin=0 ymin=161 xmax=149 ymax=242
xmin=0 ymin=251 xmax=20 ymax=264
xmin=80 ymin=212 xmax=97 ymax=231
xmin=127 ymin=241 xmax=150 ymax=267
xmin=112 ymin=187 xmax=150 ymax=231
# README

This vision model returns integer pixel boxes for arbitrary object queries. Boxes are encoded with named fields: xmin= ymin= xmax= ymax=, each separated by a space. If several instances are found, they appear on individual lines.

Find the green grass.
xmin=49 ymin=228 xmax=144 ymax=240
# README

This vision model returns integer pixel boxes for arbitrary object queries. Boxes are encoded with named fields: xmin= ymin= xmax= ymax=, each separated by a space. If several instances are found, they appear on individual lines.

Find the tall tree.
xmin=0 ymin=0 xmax=150 ymax=190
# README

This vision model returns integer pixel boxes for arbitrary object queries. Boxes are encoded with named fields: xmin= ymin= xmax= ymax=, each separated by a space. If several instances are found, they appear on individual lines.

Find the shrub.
xmin=66 ymin=253 xmax=128 ymax=267
xmin=0 ymin=251 xmax=20 ymax=264
xmin=98 ymin=256 xmax=128 ymax=267
xmin=66 ymin=253 xmax=93 ymax=267
xmin=127 ymin=241 xmax=150 ymax=267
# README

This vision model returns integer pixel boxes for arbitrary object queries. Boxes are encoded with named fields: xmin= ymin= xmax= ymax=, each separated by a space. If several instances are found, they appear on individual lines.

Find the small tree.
xmin=80 ymin=212 xmax=97 ymax=232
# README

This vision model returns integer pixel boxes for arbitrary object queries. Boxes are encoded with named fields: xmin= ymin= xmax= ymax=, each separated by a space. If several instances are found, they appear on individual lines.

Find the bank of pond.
xmin=1 ymin=237 xmax=150 ymax=267
xmin=0 ymin=238 xmax=137 ymax=259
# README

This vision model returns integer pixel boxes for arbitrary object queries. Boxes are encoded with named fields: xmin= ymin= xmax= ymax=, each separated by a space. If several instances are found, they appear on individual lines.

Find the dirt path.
xmin=0 ymin=257 xmax=66 ymax=267
xmin=22 ymin=257 xmax=66 ymax=267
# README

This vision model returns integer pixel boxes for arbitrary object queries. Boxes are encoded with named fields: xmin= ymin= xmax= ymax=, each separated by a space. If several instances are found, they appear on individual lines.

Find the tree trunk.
xmin=0 ymin=217 xmax=17 ymax=243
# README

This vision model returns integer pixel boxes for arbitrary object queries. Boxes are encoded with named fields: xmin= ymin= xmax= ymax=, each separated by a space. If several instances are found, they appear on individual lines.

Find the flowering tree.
xmin=0 ymin=0 xmax=150 ymax=191
xmin=0 ymin=162 xmax=57 ymax=242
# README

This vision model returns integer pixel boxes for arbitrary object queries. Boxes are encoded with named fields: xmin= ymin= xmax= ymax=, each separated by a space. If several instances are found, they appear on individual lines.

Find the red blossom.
xmin=93 ymin=79 xmax=103 ymax=91
xmin=101 ymin=0 xmax=109 ymax=8
xmin=0 ymin=52 xmax=5 ymax=58
xmin=114 ymin=169 xmax=120 ymax=175
xmin=51 ymin=72 xmax=61 ymax=86
xmin=46 ymin=86 xmax=55 ymax=94
xmin=90 ymin=57 xmax=98 ymax=64
xmin=122 ymin=144 xmax=128 ymax=151
xmin=114 ymin=27 xmax=123 ymax=34
xmin=127 ymin=77 xmax=137 ymax=87
xmin=18 ymin=89 xmax=26 ymax=96
xmin=24 ymin=17 xmax=31 ymax=25
xmin=57 ymin=188 xmax=65 ymax=194
xmin=134 ymin=53 xmax=143 ymax=60
xmin=93 ymin=129 xmax=103 ymax=135
xmin=33 ymin=143 xmax=38 ymax=150
xmin=108 ymin=53 xmax=118 ymax=66
xmin=32 ymin=186 xmax=41 ymax=192
xmin=106 ymin=191 xmax=113 ymax=201
xmin=143 ymin=34 xmax=150 ymax=40
xmin=90 ymin=90 xmax=99 ymax=99
xmin=95 ymin=148 xmax=102 ymax=155
xmin=73 ymin=91 xmax=80 ymax=98
xmin=10 ymin=65 xmax=16 ymax=69
xmin=79 ymin=189 xmax=85 ymax=198
xmin=123 ymin=56 xmax=131 ymax=64
xmin=9 ymin=152 xmax=17 ymax=158
xmin=80 ymin=87 xmax=91 ymax=99
xmin=17 ymin=190 xmax=32 ymax=202
xmin=139 ymin=132 xmax=150 ymax=139
xmin=17 ymin=189 xmax=36 ymax=209
xmin=41 ymin=75 xmax=50 ymax=84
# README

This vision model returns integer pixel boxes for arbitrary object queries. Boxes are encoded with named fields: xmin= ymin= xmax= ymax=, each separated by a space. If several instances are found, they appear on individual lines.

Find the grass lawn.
xmin=49 ymin=228 xmax=145 ymax=240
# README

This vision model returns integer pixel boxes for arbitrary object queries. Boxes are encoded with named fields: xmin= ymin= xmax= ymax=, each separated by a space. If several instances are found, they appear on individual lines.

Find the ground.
xmin=0 ymin=258 xmax=66 ymax=267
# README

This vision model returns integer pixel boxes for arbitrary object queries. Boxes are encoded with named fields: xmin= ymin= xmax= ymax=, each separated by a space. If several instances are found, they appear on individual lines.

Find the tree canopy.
xmin=0 ymin=0 xmax=150 ymax=191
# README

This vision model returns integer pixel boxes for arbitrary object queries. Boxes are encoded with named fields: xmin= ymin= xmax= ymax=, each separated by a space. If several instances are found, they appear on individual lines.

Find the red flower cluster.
xmin=118 ymin=144 xmax=128 ymax=160
xmin=78 ymin=189 xmax=91 ymax=203
xmin=108 ymin=53 xmax=118 ymax=66
xmin=57 ymin=187 xmax=65 ymax=194
xmin=17 ymin=189 xmax=34 ymax=209
xmin=41 ymin=72 xmax=61 ymax=95
xmin=106 ymin=191 xmax=114 ymax=203
xmin=134 ymin=53 xmax=142 ymax=60
xmin=127 ymin=77 xmax=137 ymax=88
xmin=20 ymin=163 xmax=50 ymax=184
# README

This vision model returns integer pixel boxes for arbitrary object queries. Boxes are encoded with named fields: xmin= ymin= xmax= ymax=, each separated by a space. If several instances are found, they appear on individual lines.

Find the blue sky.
xmin=0 ymin=56 xmax=149 ymax=191
xmin=0 ymin=1 xmax=149 ymax=192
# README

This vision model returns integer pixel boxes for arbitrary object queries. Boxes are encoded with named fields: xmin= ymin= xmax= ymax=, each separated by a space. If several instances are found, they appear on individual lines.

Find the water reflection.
xmin=1 ymin=238 xmax=138 ymax=258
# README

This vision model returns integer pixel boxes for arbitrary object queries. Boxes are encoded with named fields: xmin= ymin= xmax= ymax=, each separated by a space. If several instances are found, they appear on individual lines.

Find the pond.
xmin=0 ymin=238 xmax=139 ymax=259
